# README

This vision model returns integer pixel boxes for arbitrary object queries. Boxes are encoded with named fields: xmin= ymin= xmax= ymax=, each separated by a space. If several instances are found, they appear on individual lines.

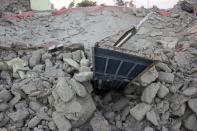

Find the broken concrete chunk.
xmin=157 ymin=85 xmax=169 ymax=98
xmin=144 ymin=126 xmax=154 ymax=131
xmin=141 ymin=83 xmax=160 ymax=104
xmin=72 ymin=50 xmax=82 ymax=62
xmin=158 ymin=37 xmax=178 ymax=48
xmin=0 ymin=103 xmax=9 ymax=111
xmin=28 ymin=116 xmax=41 ymax=128
xmin=32 ymin=64 xmax=44 ymax=72
xmin=29 ymin=50 xmax=41 ymax=67
xmin=6 ymin=57 xmax=27 ymax=72
xmin=52 ymin=112 xmax=71 ymax=131
xmin=172 ymin=103 xmax=186 ymax=116
xmin=64 ymin=58 xmax=80 ymax=70
xmin=8 ymin=109 xmax=29 ymax=122
xmin=170 ymin=119 xmax=182 ymax=130
xmin=146 ymin=110 xmax=159 ymax=126
xmin=0 ymin=113 xmax=9 ymax=127
xmin=79 ymin=66 xmax=91 ymax=72
xmin=74 ymin=72 xmax=93 ymax=82
xmin=158 ymin=72 xmax=174 ymax=83
xmin=156 ymin=63 xmax=172 ymax=73
xmin=188 ymin=98 xmax=197 ymax=114
xmin=80 ymin=59 xmax=89 ymax=67
xmin=41 ymin=53 xmax=52 ymax=62
xmin=0 ymin=128 xmax=7 ymax=131
xmin=174 ymin=52 xmax=189 ymax=68
xmin=29 ymin=101 xmax=42 ymax=112
xmin=184 ymin=114 xmax=197 ymax=131
xmin=169 ymin=94 xmax=189 ymax=114
xmin=69 ymin=79 xmax=87 ymax=97
xmin=182 ymin=87 xmax=197 ymax=96
xmin=139 ymin=66 xmax=158 ymax=86
xmin=90 ymin=113 xmax=112 ymax=131
xmin=0 ymin=89 xmax=12 ymax=102
xmin=112 ymin=98 xmax=129 ymax=112
xmin=54 ymin=94 xmax=96 ymax=126
xmin=0 ymin=62 xmax=8 ymax=70
xmin=162 ymin=126 xmax=168 ymax=131
xmin=48 ymin=121 xmax=56 ymax=130
xmin=55 ymin=78 xmax=75 ymax=102
xmin=130 ymin=103 xmax=151 ymax=121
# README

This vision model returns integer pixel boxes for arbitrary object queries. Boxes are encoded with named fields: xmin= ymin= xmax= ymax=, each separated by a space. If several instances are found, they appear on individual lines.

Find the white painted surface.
xmin=49 ymin=0 xmax=179 ymax=9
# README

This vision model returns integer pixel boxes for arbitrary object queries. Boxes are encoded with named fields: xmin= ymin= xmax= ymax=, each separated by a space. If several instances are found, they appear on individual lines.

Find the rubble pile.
xmin=0 ymin=1 xmax=197 ymax=131
xmin=0 ymin=48 xmax=96 ymax=131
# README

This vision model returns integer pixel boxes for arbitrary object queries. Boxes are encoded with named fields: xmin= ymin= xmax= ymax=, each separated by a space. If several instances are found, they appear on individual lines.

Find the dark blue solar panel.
xmin=93 ymin=47 xmax=154 ymax=90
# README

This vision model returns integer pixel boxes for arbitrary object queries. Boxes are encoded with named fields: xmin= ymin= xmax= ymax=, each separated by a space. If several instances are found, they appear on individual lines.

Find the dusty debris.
xmin=141 ymin=83 xmax=160 ymax=104
xmin=130 ymin=103 xmax=151 ymax=121
xmin=52 ymin=112 xmax=71 ymax=131
xmin=158 ymin=72 xmax=174 ymax=83
xmin=0 ymin=2 xmax=196 ymax=131
xmin=146 ymin=110 xmax=159 ymax=126
xmin=188 ymin=98 xmax=197 ymax=114
xmin=139 ymin=66 xmax=158 ymax=86
xmin=90 ymin=113 xmax=112 ymax=131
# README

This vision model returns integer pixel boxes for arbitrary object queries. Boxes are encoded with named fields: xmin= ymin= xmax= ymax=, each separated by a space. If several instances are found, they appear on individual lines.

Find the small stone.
xmin=146 ymin=110 xmax=159 ymax=126
xmin=112 ymin=98 xmax=129 ymax=112
xmin=42 ymin=53 xmax=52 ymax=62
xmin=0 ymin=62 xmax=8 ymax=70
xmin=72 ymin=50 xmax=81 ymax=62
xmin=28 ymin=116 xmax=41 ymax=128
xmin=0 ymin=89 xmax=12 ymax=102
xmin=74 ymin=72 xmax=93 ymax=82
xmin=174 ymin=52 xmax=189 ymax=68
xmin=170 ymin=119 xmax=182 ymax=130
xmin=29 ymin=50 xmax=42 ymax=67
xmin=52 ymin=112 xmax=71 ymax=131
xmin=162 ymin=126 xmax=168 ymax=131
xmin=48 ymin=121 xmax=56 ymax=130
xmin=0 ymin=113 xmax=9 ymax=127
xmin=63 ymin=58 xmax=80 ymax=70
xmin=32 ymin=64 xmax=44 ymax=72
xmin=188 ymin=98 xmax=197 ymax=114
xmin=130 ymin=103 xmax=151 ymax=121
xmin=158 ymin=37 xmax=178 ymax=48
xmin=104 ymin=112 xmax=115 ymax=122
xmin=69 ymin=79 xmax=87 ymax=97
xmin=80 ymin=59 xmax=89 ymax=67
xmin=141 ymin=83 xmax=160 ymax=104
xmin=172 ymin=103 xmax=186 ymax=116
xmin=90 ymin=113 xmax=112 ymax=131
xmin=139 ymin=66 xmax=158 ymax=86
xmin=0 ymin=103 xmax=9 ymax=111
xmin=8 ymin=109 xmax=29 ymax=122
xmin=144 ymin=126 xmax=154 ymax=131
xmin=0 ymin=128 xmax=7 ymax=131
xmin=184 ymin=114 xmax=197 ymax=131
xmin=79 ymin=66 xmax=91 ymax=72
xmin=157 ymin=85 xmax=169 ymax=98
xmin=156 ymin=63 xmax=172 ymax=73
xmin=29 ymin=101 xmax=42 ymax=112
xmin=182 ymin=87 xmax=197 ymax=96
xmin=55 ymin=78 xmax=75 ymax=102
xmin=158 ymin=72 xmax=174 ymax=83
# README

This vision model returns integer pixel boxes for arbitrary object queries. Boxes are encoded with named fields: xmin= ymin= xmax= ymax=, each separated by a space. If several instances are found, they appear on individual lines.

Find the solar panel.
xmin=93 ymin=47 xmax=156 ymax=90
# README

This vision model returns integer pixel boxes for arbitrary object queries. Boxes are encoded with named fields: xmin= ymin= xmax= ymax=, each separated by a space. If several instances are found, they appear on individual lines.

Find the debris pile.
xmin=0 ymin=47 xmax=96 ymax=131
xmin=0 ymin=1 xmax=197 ymax=131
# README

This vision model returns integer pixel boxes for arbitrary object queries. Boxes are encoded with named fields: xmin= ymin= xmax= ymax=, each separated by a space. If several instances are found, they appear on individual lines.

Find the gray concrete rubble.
xmin=141 ymin=83 xmax=160 ymax=104
xmin=0 ymin=1 xmax=197 ymax=130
